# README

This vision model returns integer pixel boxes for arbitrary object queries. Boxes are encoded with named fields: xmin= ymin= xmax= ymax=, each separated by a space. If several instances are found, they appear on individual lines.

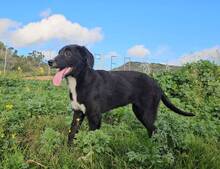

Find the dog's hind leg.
xmin=68 ymin=110 xmax=85 ymax=145
xmin=132 ymin=100 xmax=158 ymax=137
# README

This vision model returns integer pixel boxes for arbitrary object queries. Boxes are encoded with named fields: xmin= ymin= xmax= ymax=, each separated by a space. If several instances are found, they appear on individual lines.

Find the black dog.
xmin=48 ymin=44 xmax=194 ymax=145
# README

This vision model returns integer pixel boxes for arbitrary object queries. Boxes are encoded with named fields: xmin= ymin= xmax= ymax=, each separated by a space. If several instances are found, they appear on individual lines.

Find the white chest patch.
xmin=67 ymin=77 xmax=86 ymax=114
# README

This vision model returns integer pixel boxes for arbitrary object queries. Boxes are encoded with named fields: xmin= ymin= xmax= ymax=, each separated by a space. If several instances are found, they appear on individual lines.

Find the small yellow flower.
xmin=69 ymin=129 xmax=71 ymax=133
xmin=12 ymin=133 xmax=16 ymax=139
xmin=18 ymin=66 xmax=21 ymax=71
xmin=39 ymin=67 xmax=44 ymax=75
xmin=5 ymin=104 xmax=13 ymax=110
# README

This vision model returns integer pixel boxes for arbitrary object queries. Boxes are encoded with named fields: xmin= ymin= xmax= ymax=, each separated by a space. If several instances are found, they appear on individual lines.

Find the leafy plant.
xmin=0 ymin=61 xmax=219 ymax=169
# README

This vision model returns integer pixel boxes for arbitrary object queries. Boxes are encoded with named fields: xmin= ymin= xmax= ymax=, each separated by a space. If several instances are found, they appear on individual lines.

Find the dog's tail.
xmin=161 ymin=93 xmax=195 ymax=116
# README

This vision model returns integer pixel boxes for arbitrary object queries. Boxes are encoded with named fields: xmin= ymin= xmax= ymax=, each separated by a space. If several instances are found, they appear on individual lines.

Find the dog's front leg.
xmin=87 ymin=112 xmax=102 ymax=131
xmin=68 ymin=110 xmax=85 ymax=145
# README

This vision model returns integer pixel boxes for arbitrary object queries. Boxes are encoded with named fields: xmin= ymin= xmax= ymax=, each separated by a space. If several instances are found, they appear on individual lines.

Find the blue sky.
xmin=0 ymin=0 xmax=220 ymax=69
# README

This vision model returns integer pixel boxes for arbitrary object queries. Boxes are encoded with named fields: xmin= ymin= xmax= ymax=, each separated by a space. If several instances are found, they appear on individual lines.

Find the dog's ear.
xmin=77 ymin=46 xmax=94 ymax=69
xmin=77 ymin=46 xmax=87 ymax=58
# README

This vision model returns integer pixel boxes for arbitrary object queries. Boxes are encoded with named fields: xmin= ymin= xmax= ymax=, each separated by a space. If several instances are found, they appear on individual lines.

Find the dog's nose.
xmin=48 ymin=60 xmax=54 ymax=66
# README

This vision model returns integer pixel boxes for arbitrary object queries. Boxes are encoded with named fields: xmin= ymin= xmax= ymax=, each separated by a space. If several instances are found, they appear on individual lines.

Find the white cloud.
xmin=0 ymin=14 xmax=103 ymax=47
xmin=179 ymin=46 xmax=220 ymax=64
xmin=0 ymin=18 xmax=19 ymax=36
xmin=40 ymin=8 xmax=52 ymax=18
xmin=127 ymin=45 xmax=150 ymax=57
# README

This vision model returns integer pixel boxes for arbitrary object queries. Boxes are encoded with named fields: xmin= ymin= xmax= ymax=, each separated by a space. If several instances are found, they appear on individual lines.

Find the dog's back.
xmin=83 ymin=70 xmax=162 ymax=113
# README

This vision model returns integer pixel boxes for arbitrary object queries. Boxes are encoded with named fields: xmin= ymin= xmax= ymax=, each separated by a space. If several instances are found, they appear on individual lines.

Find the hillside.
xmin=113 ymin=61 xmax=181 ymax=73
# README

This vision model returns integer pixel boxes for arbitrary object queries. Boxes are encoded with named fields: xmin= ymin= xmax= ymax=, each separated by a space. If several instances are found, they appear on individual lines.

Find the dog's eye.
xmin=64 ymin=50 xmax=72 ymax=57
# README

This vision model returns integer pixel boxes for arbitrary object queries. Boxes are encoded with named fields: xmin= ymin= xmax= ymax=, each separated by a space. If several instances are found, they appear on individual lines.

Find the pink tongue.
xmin=53 ymin=67 xmax=72 ymax=86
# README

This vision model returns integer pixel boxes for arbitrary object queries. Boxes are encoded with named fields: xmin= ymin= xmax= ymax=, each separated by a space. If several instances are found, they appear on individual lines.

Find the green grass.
xmin=0 ymin=61 xmax=219 ymax=169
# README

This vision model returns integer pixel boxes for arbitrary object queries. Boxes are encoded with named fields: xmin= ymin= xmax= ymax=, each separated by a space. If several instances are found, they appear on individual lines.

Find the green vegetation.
xmin=0 ymin=61 xmax=219 ymax=169
xmin=0 ymin=41 xmax=51 ymax=76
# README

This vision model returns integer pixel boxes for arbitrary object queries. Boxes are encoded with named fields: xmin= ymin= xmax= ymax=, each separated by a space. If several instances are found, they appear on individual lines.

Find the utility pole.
xmin=124 ymin=56 xmax=131 ymax=71
xmin=216 ymin=49 xmax=220 ymax=64
xmin=142 ymin=57 xmax=145 ymax=72
xmin=165 ymin=59 xmax=169 ymax=71
xmin=95 ymin=53 xmax=103 ymax=70
xmin=3 ymin=49 xmax=7 ymax=75
xmin=110 ymin=55 xmax=117 ymax=70
xmin=124 ymin=56 xmax=126 ymax=71
xmin=144 ymin=56 xmax=150 ymax=74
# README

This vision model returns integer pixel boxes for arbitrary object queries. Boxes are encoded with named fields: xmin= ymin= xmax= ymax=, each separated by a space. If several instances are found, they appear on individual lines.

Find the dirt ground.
xmin=24 ymin=76 xmax=53 ymax=81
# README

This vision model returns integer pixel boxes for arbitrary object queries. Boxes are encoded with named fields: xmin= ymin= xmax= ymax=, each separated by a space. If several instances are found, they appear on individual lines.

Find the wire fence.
xmin=0 ymin=48 xmax=155 ymax=75
xmin=0 ymin=48 xmax=194 ymax=77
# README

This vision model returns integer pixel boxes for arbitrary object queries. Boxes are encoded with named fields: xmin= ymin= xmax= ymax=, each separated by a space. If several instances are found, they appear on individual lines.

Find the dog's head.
xmin=48 ymin=44 xmax=94 ymax=70
xmin=48 ymin=44 xmax=94 ymax=86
